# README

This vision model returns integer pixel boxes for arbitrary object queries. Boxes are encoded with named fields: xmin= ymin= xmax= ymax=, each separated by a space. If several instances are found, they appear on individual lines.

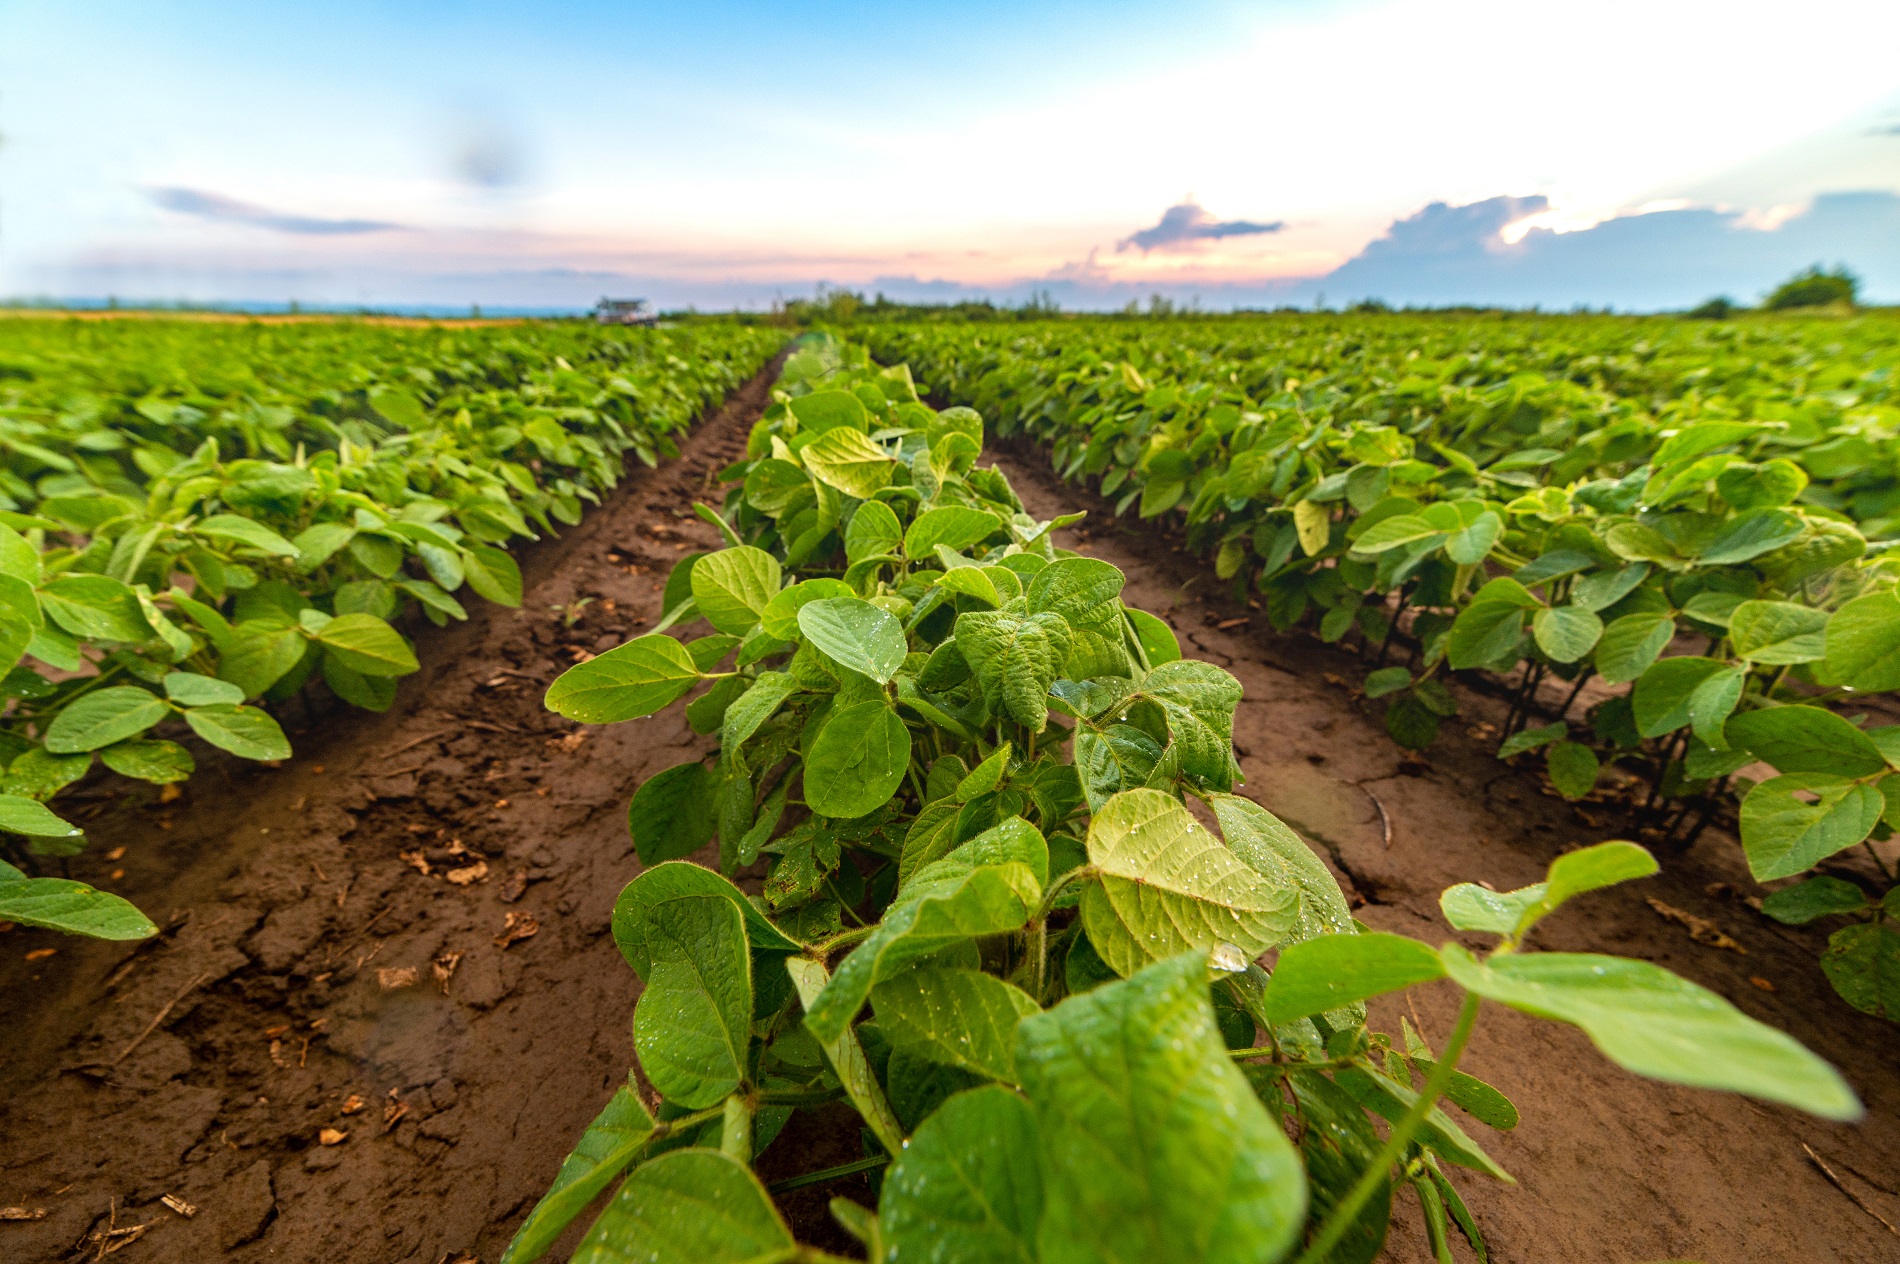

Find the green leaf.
xmin=1288 ymin=1072 xmax=1391 ymax=1264
xmin=804 ymin=698 xmax=911 ymax=819
xmin=499 ymin=1076 xmax=657 ymax=1264
xmin=955 ymin=609 xmax=1072 ymax=733
xmin=1439 ymin=883 xmax=1545 ymax=936
xmin=291 ymin=521 xmax=356 ymax=572
xmin=1446 ymin=601 xmax=1526 ymax=671
xmin=1685 ymin=666 xmax=1745 ymax=750
xmin=0 ymin=876 xmax=155 ymax=939
xmin=1592 ymin=612 xmax=1676 ymax=686
xmin=184 ymin=703 xmax=292 ymax=760
xmin=1332 ymin=1065 xmax=1511 ymax=1181
xmin=874 ymin=967 xmax=1041 ymax=1083
xmin=1545 ymin=741 xmax=1600 ymax=800
xmin=614 ymin=863 xmax=800 ymax=983
xmin=804 ymin=856 xmax=1041 ymax=1045
xmin=1531 ymin=605 xmax=1602 ymax=663
xmin=1352 ymin=513 xmax=1442 ymax=554
xmin=785 ymin=955 xmax=908 ymax=1153
xmin=545 ymin=634 xmax=701 ymax=723
xmin=1497 ymin=720 xmax=1566 ymax=759
xmin=1439 ymin=841 xmax=1657 ymax=940
xmin=1700 ymin=508 xmax=1805 ymax=565
xmin=163 ymin=671 xmax=244 ymax=706
xmin=632 ymin=892 xmax=753 ymax=1108
xmin=1726 ymin=706 xmax=1889 ymax=776
xmin=99 ymin=739 xmax=194 ymax=784
xmin=906 ymin=506 xmax=1002 ymax=560
xmin=1206 ymin=792 xmax=1354 ymax=946
xmin=935 ymin=566 xmax=1002 ymax=608
xmin=1072 ymin=724 xmax=1163 ymax=812
xmin=1823 ymin=590 xmax=1900 ymax=692
xmin=797 ymin=597 xmax=907 ymax=684
xmin=1760 ymin=876 xmax=1869 ymax=925
xmin=1140 ymin=659 xmax=1243 ymax=788
xmin=627 ymin=762 xmax=718 ymax=865
xmin=1571 ymin=563 xmax=1649 ymax=612
xmin=1439 ymin=945 xmax=1860 ymax=1120
xmin=719 ymin=671 xmax=800 ymax=770
xmin=313 ymin=613 xmax=418 ymax=677
xmin=1819 ymin=922 xmax=1900 ymax=1020
xmin=1264 ymin=932 xmax=1446 ymax=1022
xmin=44 ymin=686 xmax=170 ymax=754
xmin=1015 ymin=950 xmax=1305 ymax=1264
xmin=323 ymin=656 xmax=397 ymax=711
xmin=1729 ymin=600 xmax=1828 ymax=665
xmin=40 ymin=574 xmax=152 ymax=643
xmin=845 ymin=499 xmax=905 ymax=564
xmin=0 ymin=793 xmax=83 ymax=839
xmin=1125 ymin=607 xmax=1180 ymax=666
xmin=1739 ymin=774 xmax=1885 ymax=880
xmin=1363 ymin=666 xmax=1413 ymax=699
xmin=2 ymin=749 xmax=91 ymax=801
xmin=879 ymin=1085 xmax=1042 ymax=1264
xmin=803 ymin=426 xmax=895 ymax=499
xmin=791 ymin=386 xmax=870 ymax=432
xmin=1080 ymin=788 xmax=1296 ymax=977
xmin=462 ymin=544 xmax=524 ymax=606
xmin=571 ymin=1149 xmax=793 ymax=1264
xmin=690 ymin=547 xmax=782 ymax=636
xmin=218 ymin=620 xmax=307 ymax=698
xmin=758 ymin=577 xmax=853 ymax=641
xmin=1631 ymin=656 xmax=1726 ymax=738
xmin=193 ymin=513 xmax=299 ymax=557
xmin=1444 ymin=511 xmax=1502 ymax=565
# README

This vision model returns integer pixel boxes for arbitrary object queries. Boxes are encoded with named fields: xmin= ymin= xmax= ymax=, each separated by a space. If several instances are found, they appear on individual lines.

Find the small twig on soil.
xmin=111 ymin=972 xmax=211 ymax=1066
xmin=372 ymin=763 xmax=428 ymax=780
xmin=465 ymin=719 xmax=522 ymax=736
xmin=380 ymin=730 xmax=452 ymax=759
xmin=1804 ymin=1143 xmax=1900 ymax=1236
xmin=1348 ymin=781 xmax=1393 ymax=849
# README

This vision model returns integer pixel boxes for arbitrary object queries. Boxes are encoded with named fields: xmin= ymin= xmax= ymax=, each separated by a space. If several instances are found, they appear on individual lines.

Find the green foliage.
xmin=0 ymin=314 xmax=782 ymax=941
xmin=1763 ymin=265 xmax=1858 ymax=311
xmin=514 ymin=336 xmax=1857 ymax=1264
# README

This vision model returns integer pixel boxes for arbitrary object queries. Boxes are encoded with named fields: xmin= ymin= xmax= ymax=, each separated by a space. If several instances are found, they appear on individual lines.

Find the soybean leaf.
xmin=1447 ymin=602 xmax=1527 ymax=671
xmin=804 ymin=858 xmax=1041 ymax=1044
xmin=1364 ymin=667 xmax=1413 ymax=699
xmin=0 ymin=875 xmax=155 ymax=939
xmin=759 ymin=578 xmax=853 ymax=641
xmin=40 ymin=574 xmax=151 ymax=643
xmin=1760 ymin=875 xmax=1869 ymax=925
xmin=627 ymin=762 xmax=718 ymax=865
xmin=1726 ymin=706 xmax=1889 ymax=777
xmin=1631 ymin=657 xmax=1727 ymax=738
xmin=1571 ymin=563 xmax=1649 ymax=612
xmin=1015 ymin=950 xmax=1305 ymax=1264
xmin=99 ymin=739 xmax=194 ymax=784
xmin=1700 ymin=508 xmax=1804 ymax=565
xmin=570 ymin=1149 xmax=793 ymax=1264
xmin=1497 ymin=720 xmax=1566 ymax=759
xmin=614 ymin=862 xmax=800 ymax=980
xmin=1207 ymin=792 xmax=1354 ymax=946
xmin=0 ymin=793 xmax=82 ymax=839
xmin=463 ymin=545 xmax=524 ymax=607
xmin=1263 ymin=932 xmax=1446 ymax=1023
xmin=906 ymin=506 xmax=1001 ymax=560
xmin=719 ymin=672 xmax=800 ymax=770
xmin=879 ymin=1085 xmax=1042 ymax=1264
xmin=546 ymin=634 xmax=701 ymax=723
xmin=1685 ymin=666 xmax=1745 ymax=750
xmin=691 ymin=547 xmax=782 ymax=637
xmin=44 ymin=686 xmax=170 ymax=754
xmin=184 ymin=704 xmax=292 ymax=760
xmin=873 ymin=967 xmax=1040 ymax=1083
xmin=1593 ymin=612 xmax=1676 ymax=685
xmin=500 ymin=1076 xmax=657 ymax=1264
xmin=193 ymin=513 xmax=299 ymax=557
xmin=803 ymin=427 xmax=895 ymax=499
xmin=1439 ymin=945 xmax=1860 ymax=1120
xmin=805 ymin=698 xmax=911 ymax=819
xmin=218 ymin=621 xmax=307 ymax=698
xmin=1729 ymin=600 xmax=1828 ymax=665
xmin=1531 ymin=605 xmax=1602 ymax=663
xmin=1125 ymin=607 xmax=1180 ymax=666
xmin=956 ymin=610 xmax=1072 ymax=733
xmin=632 ymin=893 xmax=753 ymax=1108
xmin=845 ymin=500 xmax=905 ymax=565
xmin=1819 ymin=922 xmax=1900 ymax=1020
xmin=163 ymin=671 xmax=244 ymax=706
xmin=1739 ymin=774 xmax=1885 ymax=880
xmin=1080 ymin=788 xmax=1296 ymax=977
xmin=1439 ymin=883 xmax=1545 ymax=936
xmin=798 ymin=597 xmax=907 ymax=684
xmin=1823 ymin=590 xmax=1900 ymax=692
xmin=314 ymin=613 xmax=418 ymax=677
xmin=1287 ymin=1071 xmax=1391 ymax=1264
xmin=1439 ymin=842 xmax=1656 ymax=940
xmin=1332 ymin=1066 xmax=1512 ymax=1181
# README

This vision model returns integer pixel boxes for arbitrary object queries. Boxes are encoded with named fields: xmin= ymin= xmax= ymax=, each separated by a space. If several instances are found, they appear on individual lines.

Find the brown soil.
xmin=2 ymin=371 xmax=1896 ymax=1264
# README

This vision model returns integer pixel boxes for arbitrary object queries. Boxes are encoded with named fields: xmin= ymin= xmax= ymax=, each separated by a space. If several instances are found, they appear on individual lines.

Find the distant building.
xmin=593 ymin=297 xmax=657 ymax=326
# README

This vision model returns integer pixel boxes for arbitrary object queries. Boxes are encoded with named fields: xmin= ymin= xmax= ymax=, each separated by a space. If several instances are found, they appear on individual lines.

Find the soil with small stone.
xmin=3 ymin=363 xmax=1897 ymax=1264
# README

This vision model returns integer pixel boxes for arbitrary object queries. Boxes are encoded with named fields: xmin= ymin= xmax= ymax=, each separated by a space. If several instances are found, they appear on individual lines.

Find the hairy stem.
xmin=1293 ymin=992 xmax=1483 ymax=1264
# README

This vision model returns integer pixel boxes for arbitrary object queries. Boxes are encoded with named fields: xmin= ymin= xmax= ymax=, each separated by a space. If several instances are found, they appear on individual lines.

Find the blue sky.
xmin=4 ymin=0 xmax=1899 ymax=310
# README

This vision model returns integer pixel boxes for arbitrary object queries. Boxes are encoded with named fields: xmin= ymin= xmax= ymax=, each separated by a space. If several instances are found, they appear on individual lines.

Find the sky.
xmin=3 ymin=0 xmax=1899 ymax=311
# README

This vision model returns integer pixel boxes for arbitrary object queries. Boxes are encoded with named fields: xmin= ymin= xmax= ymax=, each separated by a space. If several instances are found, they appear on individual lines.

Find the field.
xmin=0 ymin=310 xmax=1896 ymax=1264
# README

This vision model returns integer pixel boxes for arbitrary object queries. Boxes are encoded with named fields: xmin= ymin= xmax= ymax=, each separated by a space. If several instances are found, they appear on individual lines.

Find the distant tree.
xmin=1763 ymin=265 xmax=1858 ymax=311
xmin=1348 ymin=297 xmax=1391 ymax=313
xmin=1688 ymin=296 xmax=1735 ymax=319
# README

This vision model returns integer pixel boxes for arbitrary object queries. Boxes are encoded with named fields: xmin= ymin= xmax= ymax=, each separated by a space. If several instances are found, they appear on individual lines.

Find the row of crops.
xmin=505 ymin=332 xmax=1857 ymax=1264
xmin=0 ymin=314 xmax=785 ymax=940
xmin=857 ymin=313 xmax=1900 ymax=1023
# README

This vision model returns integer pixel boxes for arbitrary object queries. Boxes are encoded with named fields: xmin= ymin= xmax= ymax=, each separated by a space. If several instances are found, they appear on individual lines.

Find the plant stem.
xmin=765 ymin=1154 xmax=889 ymax=1195
xmin=1029 ymin=864 xmax=1098 ymax=925
xmin=1293 ymin=992 xmax=1483 ymax=1264
xmin=808 ymin=924 xmax=877 ymax=957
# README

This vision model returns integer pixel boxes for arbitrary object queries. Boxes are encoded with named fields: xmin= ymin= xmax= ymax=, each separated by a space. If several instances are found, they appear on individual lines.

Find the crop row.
xmin=506 ymin=330 xmax=1857 ymax=1264
xmin=859 ymin=313 xmax=1900 ymax=1022
xmin=0 ymin=315 xmax=784 ymax=941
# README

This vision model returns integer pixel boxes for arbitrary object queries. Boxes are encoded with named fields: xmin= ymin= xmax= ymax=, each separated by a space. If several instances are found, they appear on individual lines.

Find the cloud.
xmin=148 ymin=187 xmax=403 ymax=235
xmin=1318 ymin=189 xmax=1900 ymax=309
xmin=1117 ymin=200 xmax=1283 ymax=253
